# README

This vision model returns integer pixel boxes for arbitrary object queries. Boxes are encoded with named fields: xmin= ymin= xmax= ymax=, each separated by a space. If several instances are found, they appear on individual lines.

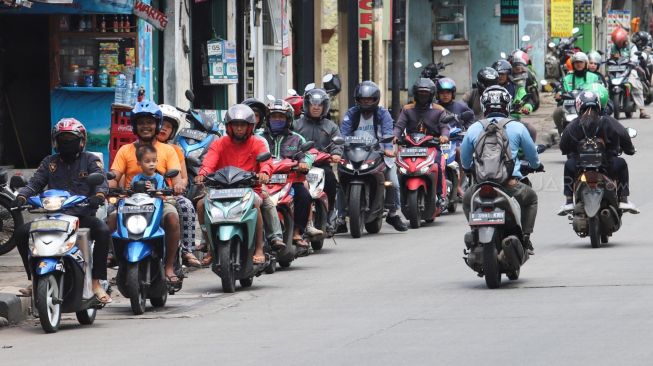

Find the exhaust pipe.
xmin=599 ymin=208 xmax=616 ymax=232
xmin=499 ymin=235 xmax=524 ymax=270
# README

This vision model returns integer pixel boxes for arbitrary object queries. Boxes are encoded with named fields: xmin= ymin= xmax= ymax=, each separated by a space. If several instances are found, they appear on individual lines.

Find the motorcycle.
xmin=12 ymin=173 xmax=105 ymax=333
xmin=561 ymin=128 xmax=638 ymax=248
xmin=413 ymin=48 xmax=452 ymax=85
xmin=463 ymin=164 xmax=542 ymax=289
xmin=338 ymin=133 xmax=395 ymax=238
xmin=201 ymin=153 xmax=271 ymax=293
xmin=108 ymin=170 xmax=182 ymax=315
xmin=606 ymin=58 xmax=637 ymax=119
xmin=0 ymin=169 xmax=25 ymax=255
xmin=546 ymin=27 xmax=583 ymax=79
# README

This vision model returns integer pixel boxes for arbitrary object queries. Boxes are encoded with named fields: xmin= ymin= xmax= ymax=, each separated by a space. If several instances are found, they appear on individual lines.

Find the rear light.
xmin=478 ymin=185 xmax=497 ymax=199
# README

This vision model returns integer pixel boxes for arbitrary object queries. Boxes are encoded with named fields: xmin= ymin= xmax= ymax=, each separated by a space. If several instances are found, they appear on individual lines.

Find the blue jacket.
xmin=341 ymin=106 xmax=394 ymax=150
xmin=461 ymin=114 xmax=540 ymax=178
xmin=131 ymin=172 xmax=166 ymax=190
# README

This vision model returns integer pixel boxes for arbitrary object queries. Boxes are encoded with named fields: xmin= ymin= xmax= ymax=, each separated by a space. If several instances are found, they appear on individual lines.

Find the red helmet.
xmin=511 ymin=50 xmax=530 ymax=66
xmin=52 ymin=118 xmax=87 ymax=151
xmin=612 ymin=27 xmax=629 ymax=48
xmin=284 ymin=95 xmax=303 ymax=118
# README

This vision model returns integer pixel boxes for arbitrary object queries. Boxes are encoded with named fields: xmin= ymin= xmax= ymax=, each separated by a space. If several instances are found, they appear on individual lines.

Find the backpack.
xmin=473 ymin=118 xmax=515 ymax=184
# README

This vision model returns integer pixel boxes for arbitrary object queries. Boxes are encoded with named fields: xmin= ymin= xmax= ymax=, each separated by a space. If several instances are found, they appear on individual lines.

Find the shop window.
xmin=263 ymin=0 xmax=282 ymax=46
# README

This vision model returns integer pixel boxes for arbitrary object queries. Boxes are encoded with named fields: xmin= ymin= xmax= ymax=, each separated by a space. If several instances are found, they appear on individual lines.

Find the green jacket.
xmin=562 ymin=71 xmax=600 ymax=92
xmin=510 ymin=84 xmax=533 ymax=120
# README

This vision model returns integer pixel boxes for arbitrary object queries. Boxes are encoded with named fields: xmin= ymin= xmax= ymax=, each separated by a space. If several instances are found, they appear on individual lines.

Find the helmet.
xmin=242 ymin=98 xmax=269 ymax=128
xmin=575 ymin=90 xmax=601 ymax=115
xmin=631 ymin=31 xmax=649 ymax=50
xmin=303 ymin=88 xmax=330 ymax=118
xmin=412 ymin=78 xmax=436 ymax=107
xmin=436 ymin=77 xmax=457 ymax=98
xmin=571 ymin=51 xmax=589 ymax=65
xmin=131 ymin=100 xmax=163 ymax=134
xmin=224 ymin=104 xmax=256 ymax=140
xmin=267 ymin=99 xmax=294 ymax=133
xmin=52 ymin=118 xmax=87 ymax=151
xmin=159 ymin=104 xmax=184 ymax=141
xmin=476 ymin=67 xmax=499 ymax=91
xmin=480 ymin=85 xmax=512 ymax=116
xmin=354 ymin=81 xmax=381 ymax=113
xmin=492 ymin=59 xmax=512 ymax=75
xmin=421 ymin=63 xmax=440 ymax=81
xmin=511 ymin=50 xmax=529 ymax=66
xmin=611 ymin=27 xmax=629 ymax=48
xmin=284 ymin=95 xmax=304 ymax=118
xmin=584 ymin=83 xmax=609 ymax=109
xmin=587 ymin=51 xmax=602 ymax=64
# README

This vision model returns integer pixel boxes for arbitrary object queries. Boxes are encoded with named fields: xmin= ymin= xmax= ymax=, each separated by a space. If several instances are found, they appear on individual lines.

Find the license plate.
xmin=307 ymin=173 xmax=320 ymax=183
xmin=30 ymin=219 xmax=69 ymax=232
xmin=119 ymin=205 xmax=155 ymax=214
xmin=269 ymin=174 xmax=288 ymax=184
xmin=608 ymin=65 xmax=627 ymax=72
xmin=563 ymin=99 xmax=576 ymax=106
xmin=400 ymin=147 xmax=428 ymax=157
xmin=439 ymin=143 xmax=451 ymax=151
xmin=178 ymin=128 xmax=208 ymax=141
xmin=345 ymin=136 xmax=371 ymax=144
xmin=209 ymin=188 xmax=248 ymax=199
xmin=469 ymin=211 xmax=506 ymax=225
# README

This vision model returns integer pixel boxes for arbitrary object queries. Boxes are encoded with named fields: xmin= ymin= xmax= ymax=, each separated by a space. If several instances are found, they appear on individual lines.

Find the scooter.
xmin=606 ymin=58 xmax=637 ymax=119
xmin=0 ymin=169 xmax=25 ymax=256
xmin=338 ymin=134 xmax=394 ymax=238
xmin=108 ymin=170 xmax=181 ymax=315
xmin=546 ymin=27 xmax=583 ymax=79
xmin=440 ymin=127 xmax=463 ymax=214
xmin=13 ymin=173 xmax=105 ymax=333
xmin=560 ymin=128 xmax=638 ymax=248
xmin=201 ymin=153 xmax=271 ymax=293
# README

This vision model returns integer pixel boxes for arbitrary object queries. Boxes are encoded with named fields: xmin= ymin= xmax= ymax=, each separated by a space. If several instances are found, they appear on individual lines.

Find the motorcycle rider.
xmin=557 ymin=90 xmax=639 ymax=215
xmin=12 ymin=118 xmax=112 ymax=303
xmin=109 ymin=101 xmax=184 ymax=288
xmin=493 ymin=59 xmax=538 ymax=140
xmin=610 ymin=27 xmax=650 ymax=118
xmin=340 ymin=80 xmax=408 ymax=232
xmin=463 ymin=67 xmax=499 ymax=119
xmin=552 ymin=52 xmax=601 ymax=134
xmin=587 ymin=51 xmax=608 ymax=86
xmin=461 ymin=86 xmax=543 ymax=254
xmin=262 ymin=99 xmax=321 ymax=247
xmin=436 ymin=78 xmax=473 ymax=126
xmin=293 ymin=88 xmax=343 ymax=234
xmin=195 ymin=104 xmax=273 ymax=264
xmin=243 ymin=97 xmax=269 ymax=133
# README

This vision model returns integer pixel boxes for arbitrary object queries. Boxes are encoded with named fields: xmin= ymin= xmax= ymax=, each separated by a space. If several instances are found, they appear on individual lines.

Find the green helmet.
xmin=584 ymin=83 xmax=608 ymax=109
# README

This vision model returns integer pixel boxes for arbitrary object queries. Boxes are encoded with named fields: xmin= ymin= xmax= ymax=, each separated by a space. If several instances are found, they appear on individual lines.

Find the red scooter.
xmin=396 ymin=132 xmax=446 ymax=228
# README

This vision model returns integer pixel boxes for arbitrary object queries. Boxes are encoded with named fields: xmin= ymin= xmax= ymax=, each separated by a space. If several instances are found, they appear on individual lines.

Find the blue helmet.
xmin=436 ymin=77 xmax=457 ymax=98
xmin=131 ymin=100 xmax=163 ymax=134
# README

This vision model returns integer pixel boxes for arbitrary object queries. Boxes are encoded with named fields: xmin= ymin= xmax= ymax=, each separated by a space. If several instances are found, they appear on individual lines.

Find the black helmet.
xmin=477 ymin=67 xmax=499 ymax=91
xmin=242 ymin=98 xmax=269 ymax=129
xmin=575 ymin=90 xmax=601 ymax=115
xmin=492 ymin=59 xmax=512 ymax=76
xmin=354 ymin=81 xmax=381 ymax=113
xmin=412 ymin=78 xmax=436 ymax=107
xmin=421 ymin=63 xmax=439 ymax=81
xmin=480 ymin=85 xmax=512 ymax=116
xmin=632 ymin=31 xmax=650 ymax=50
xmin=303 ymin=88 xmax=330 ymax=118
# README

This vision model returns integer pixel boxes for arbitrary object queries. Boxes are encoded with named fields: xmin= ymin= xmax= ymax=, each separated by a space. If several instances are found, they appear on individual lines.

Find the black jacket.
xmin=560 ymin=115 xmax=635 ymax=158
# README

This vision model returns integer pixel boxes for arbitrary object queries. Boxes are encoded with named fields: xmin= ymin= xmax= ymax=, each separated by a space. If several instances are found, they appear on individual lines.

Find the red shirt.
xmin=199 ymin=135 xmax=272 ymax=177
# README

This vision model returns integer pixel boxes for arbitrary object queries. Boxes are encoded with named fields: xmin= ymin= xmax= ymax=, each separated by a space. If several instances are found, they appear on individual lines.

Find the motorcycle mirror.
xmin=288 ymin=88 xmax=298 ymax=96
xmin=86 ymin=172 xmax=105 ymax=187
xmin=106 ymin=171 xmax=117 ymax=181
xmin=266 ymin=94 xmax=276 ymax=102
xmin=441 ymin=113 xmax=456 ymax=124
xmin=133 ymin=181 xmax=148 ymax=193
xmin=441 ymin=48 xmax=450 ymax=57
xmin=323 ymin=73 xmax=341 ymax=96
xmin=627 ymin=127 xmax=638 ymax=138
xmin=304 ymin=83 xmax=316 ymax=93
xmin=323 ymin=74 xmax=333 ymax=83
xmin=256 ymin=152 xmax=272 ymax=162
xmin=413 ymin=61 xmax=423 ymax=69
xmin=164 ymin=169 xmax=180 ymax=179
xmin=548 ymin=42 xmax=556 ymax=48
xmin=572 ymin=27 xmax=580 ymax=34
xmin=300 ymin=141 xmax=315 ymax=152
xmin=9 ymin=175 xmax=26 ymax=191
xmin=461 ymin=110 xmax=475 ymax=122
xmin=332 ymin=136 xmax=345 ymax=145
xmin=522 ymin=35 xmax=531 ymax=42
xmin=186 ymin=156 xmax=202 ymax=168
xmin=500 ymin=52 xmax=507 ymax=59
xmin=185 ymin=90 xmax=195 ymax=103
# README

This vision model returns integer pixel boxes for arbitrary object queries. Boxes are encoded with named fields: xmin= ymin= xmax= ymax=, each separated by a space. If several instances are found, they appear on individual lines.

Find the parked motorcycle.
xmin=108 ymin=170 xmax=181 ymax=315
xmin=413 ymin=48 xmax=452 ymax=85
xmin=545 ymin=27 xmax=583 ymax=79
xmin=607 ymin=58 xmax=637 ymax=119
xmin=338 ymin=133 xmax=394 ymax=238
xmin=0 ymin=169 xmax=25 ymax=256
xmin=201 ymin=153 xmax=271 ymax=293
xmin=12 ymin=173 xmax=105 ymax=332
xmin=463 ymin=164 xmax=542 ymax=289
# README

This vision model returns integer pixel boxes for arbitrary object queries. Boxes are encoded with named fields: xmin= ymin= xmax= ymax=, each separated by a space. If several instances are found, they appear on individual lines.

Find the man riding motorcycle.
xmin=493 ymin=59 xmax=533 ymax=119
xmin=340 ymin=80 xmax=408 ymax=232
xmin=436 ymin=77 xmax=473 ymax=126
xmin=13 ymin=118 xmax=112 ymax=303
xmin=461 ymin=86 xmax=543 ymax=254
xmin=293 ymin=88 xmax=343 ymax=234
xmin=557 ymin=90 xmax=639 ymax=215
xmin=243 ymin=97 xmax=270 ymax=133
xmin=463 ymin=67 xmax=499 ymax=120
xmin=610 ymin=27 xmax=650 ymax=118
xmin=195 ymin=104 xmax=273 ymax=264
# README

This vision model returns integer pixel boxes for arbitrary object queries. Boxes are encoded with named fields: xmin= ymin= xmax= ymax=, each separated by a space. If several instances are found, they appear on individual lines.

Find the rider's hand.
xmin=11 ymin=195 xmax=26 ymax=208
xmin=535 ymin=163 xmax=545 ymax=172
xmin=331 ymin=155 xmax=342 ymax=164
xmin=384 ymin=149 xmax=396 ymax=157
xmin=554 ymin=92 xmax=561 ymax=100
xmin=298 ymin=162 xmax=310 ymax=173
xmin=194 ymin=175 xmax=206 ymax=184
xmin=258 ymin=173 xmax=270 ymax=184
xmin=87 ymin=194 xmax=105 ymax=209
xmin=173 ymin=182 xmax=185 ymax=195
xmin=439 ymin=136 xmax=449 ymax=144
xmin=521 ymin=107 xmax=530 ymax=115
xmin=145 ymin=181 xmax=153 ymax=190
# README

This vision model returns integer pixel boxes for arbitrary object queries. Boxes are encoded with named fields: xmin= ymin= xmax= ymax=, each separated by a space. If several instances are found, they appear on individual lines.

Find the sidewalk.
xmin=522 ymin=92 xmax=559 ymax=147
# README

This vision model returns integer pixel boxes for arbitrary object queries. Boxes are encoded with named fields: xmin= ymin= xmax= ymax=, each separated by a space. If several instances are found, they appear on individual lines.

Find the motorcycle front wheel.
xmin=612 ymin=94 xmax=622 ymax=119
xmin=36 ymin=274 xmax=62 ymax=333
xmin=219 ymin=241 xmax=237 ymax=293
xmin=76 ymin=307 xmax=97 ymax=325
xmin=406 ymin=189 xmax=422 ymax=229
xmin=126 ymin=262 xmax=146 ymax=315
xmin=348 ymin=185 xmax=365 ymax=238
xmin=310 ymin=201 xmax=327 ymax=251
xmin=0 ymin=195 xmax=24 ymax=256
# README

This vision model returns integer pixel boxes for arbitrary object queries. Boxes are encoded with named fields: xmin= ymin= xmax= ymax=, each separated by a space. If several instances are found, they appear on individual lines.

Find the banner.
xmin=359 ymin=0 xmax=373 ymax=40
xmin=550 ymin=0 xmax=574 ymax=38
xmin=206 ymin=39 xmax=238 ymax=85
xmin=133 ymin=0 xmax=168 ymax=30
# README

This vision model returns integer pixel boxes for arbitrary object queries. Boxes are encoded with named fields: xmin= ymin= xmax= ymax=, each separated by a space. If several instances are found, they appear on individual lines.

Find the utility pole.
xmin=391 ymin=0 xmax=401 ymax=119
xmin=373 ymin=0 xmax=386 ymax=106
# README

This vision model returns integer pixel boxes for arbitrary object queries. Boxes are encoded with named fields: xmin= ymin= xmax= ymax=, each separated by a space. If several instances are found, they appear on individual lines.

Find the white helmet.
xmin=571 ymin=52 xmax=589 ymax=65
xmin=158 ymin=104 xmax=185 ymax=141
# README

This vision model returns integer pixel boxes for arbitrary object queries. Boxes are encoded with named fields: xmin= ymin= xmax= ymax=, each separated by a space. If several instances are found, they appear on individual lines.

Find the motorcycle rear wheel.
xmin=589 ymin=217 xmax=601 ymax=248
xmin=0 ymin=195 xmax=24 ymax=256
xmin=76 ymin=307 xmax=97 ymax=325
xmin=348 ymin=185 xmax=365 ymax=238
xmin=483 ymin=243 xmax=501 ymax=289
xmin=150 ymin=290 xmax=167 ymax=308
xmin=364 ymin=216 xmax=383 ymax=234
xmin=310 ymin=201 xmax=327 ymax=251
xmin=240 ymin=277 xmax=253 ymax=288
xmin=612 ymin=95 xmax=621 ymax=120
xmin=219 ymin=241 xmax=237 ymax=293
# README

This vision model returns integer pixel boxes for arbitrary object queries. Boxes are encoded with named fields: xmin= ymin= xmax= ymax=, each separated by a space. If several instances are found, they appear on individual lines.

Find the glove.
xmin=88 ymin=194 xmax=106 ymax=209
xmin=11 ymin=195 xmax=26 ymax=208
xmin=535 ymin=163 xmax=545 ymax=172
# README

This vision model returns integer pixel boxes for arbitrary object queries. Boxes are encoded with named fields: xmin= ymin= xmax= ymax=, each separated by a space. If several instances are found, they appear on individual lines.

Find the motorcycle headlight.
xmin=42 ymin=197 xmax=65 ymax=211
xmin=611 ymin=78 xmax=623 ymax=85
xmin=360 ymin=163 xmax=369 ymax=170
xmin=419 ymin=166 xmax=430 ymax=174
xmin=210 ymin=206 xmax=225 ymax=220
xmin=227 ymin=202 xmax=247 ymax=219
xmin=345 ymin=163 xmax=354 ymax=170
xmin=126 ymin=215 xmax=148 ymax=235
xmin=187 ymin=148 xmax=203 ymax=160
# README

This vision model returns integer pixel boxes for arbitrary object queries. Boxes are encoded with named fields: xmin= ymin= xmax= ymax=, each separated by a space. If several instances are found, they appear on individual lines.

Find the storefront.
xmin=0 ymin=0 xmax=161 ymax=168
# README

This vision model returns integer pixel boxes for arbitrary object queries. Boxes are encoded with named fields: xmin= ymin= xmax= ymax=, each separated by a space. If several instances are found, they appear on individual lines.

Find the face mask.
xmin=57 ymin=137 xmax=82 ymax=159
xmin=415 ymin=94 xmax=431 ymax=107
xmin=269 ymin=120 xmax=287 ymax=135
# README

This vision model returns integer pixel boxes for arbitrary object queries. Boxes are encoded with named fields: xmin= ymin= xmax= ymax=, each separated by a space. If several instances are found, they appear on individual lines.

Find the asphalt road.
xmin=2 ymin=115 xmax=653 ymax=366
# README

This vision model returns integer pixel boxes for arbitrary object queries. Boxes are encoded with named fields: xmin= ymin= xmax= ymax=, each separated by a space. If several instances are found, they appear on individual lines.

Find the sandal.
xmin=93 ymin=286 xmax=113 ymax=304
xmin=200 ymin=254 xmax=213 ymax=267
xmin=252 ymin=254 xmax=266 ymax=264
xmin=293 ymin=238 xmax=310 ymax=248
xmin=182 ymin=252 xmax=202 ymax=268
xmin=271 ymin=237 xmax=286 ymax=251
xmin=166 ymin=274 xmax=183 ymax=290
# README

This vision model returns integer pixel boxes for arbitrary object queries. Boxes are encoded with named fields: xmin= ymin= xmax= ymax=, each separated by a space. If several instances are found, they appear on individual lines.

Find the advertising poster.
xmin=551 ymin=0 xmax=574 ymax=38
xmin=207 ymin=39 xmax=238 ymax=85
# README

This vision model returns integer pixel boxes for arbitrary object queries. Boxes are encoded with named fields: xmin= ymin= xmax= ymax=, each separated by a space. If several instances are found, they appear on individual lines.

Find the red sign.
xmin=133 ymin=0 xmax=168 ymax=31
xmin=359 ymin=0 xmax=373 ymax=40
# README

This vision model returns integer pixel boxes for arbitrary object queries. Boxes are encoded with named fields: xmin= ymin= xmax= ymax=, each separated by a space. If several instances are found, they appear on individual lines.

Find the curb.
xmin=0 ymin=289 xmax=31 ymax=326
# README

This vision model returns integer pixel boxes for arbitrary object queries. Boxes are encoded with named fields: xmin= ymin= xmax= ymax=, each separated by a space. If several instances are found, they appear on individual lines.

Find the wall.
xmin=163 ymin=0 xmax=192 ymax=109
xmin=406 ymin=0 xmax=433 ymax=95
xmin=467 ymin=0 xmax=517 ymax=78
xmin=519 ymin=0 xmax=545 ymax=79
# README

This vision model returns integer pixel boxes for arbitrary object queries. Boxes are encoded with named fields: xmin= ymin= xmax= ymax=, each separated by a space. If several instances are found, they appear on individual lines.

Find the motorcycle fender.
xmin=405 ymin=177 xmax=427 ymax=191
xmin=477 ymin=227 xmax=495 ymax=245
xmin=125 ymin=241 xmax=153 ymax=263
xmin=218 ymin=225 xmax=243 ymax=242
xmin=34 ymin=258 xmax=62 ymax=276
xmin=582 ymin=188 xmax=604 ymax=218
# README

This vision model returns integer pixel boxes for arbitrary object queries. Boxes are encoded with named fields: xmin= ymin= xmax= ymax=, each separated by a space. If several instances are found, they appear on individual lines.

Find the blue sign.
xmin=0 ymin=0 xmax=134 ymax=14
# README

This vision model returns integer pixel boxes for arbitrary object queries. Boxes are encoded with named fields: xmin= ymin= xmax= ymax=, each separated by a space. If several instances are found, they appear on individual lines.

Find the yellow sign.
xmin=551 ymin=0 xmax=574 ymax=38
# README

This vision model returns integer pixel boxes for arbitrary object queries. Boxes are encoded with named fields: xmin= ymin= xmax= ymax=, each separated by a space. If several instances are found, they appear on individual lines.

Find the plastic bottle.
xmin=131 ymin=84 xmax=139 ymax=106
xmin=123 ymin=60 xmax=135 ymax=84
xmin=114 ymin=73 xmax=126 ymax=104
xmin=100 ymin=15 xmax=106 ymax=33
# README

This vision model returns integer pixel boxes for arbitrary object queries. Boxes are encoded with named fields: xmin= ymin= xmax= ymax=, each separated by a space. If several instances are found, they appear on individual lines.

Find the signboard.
xmin=281 ymin=0 xmax=291 ymax=56
xmin=607 ymin=10 xmax=631 ymax=49
xmin=574 ymin=2 xmax=592 ymax=24
xmin=206 ymin=39 xmax=238 ymax=85
xmin=0 ymin=0 xmax=134 ymax=13
xmin=500 ymin=0 xmax=519 ymax=24
xmin=550 ymin=0 xmax=574 ymax=37
xmin=359 ymin=0 xmax=373 ymax=40
xmin=133 ymin=0 xmax=168 ymax=30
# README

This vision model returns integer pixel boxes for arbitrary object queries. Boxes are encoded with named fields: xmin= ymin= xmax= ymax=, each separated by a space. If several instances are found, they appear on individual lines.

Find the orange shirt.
xmin=111 ymin=141 xmax=181 ymax=188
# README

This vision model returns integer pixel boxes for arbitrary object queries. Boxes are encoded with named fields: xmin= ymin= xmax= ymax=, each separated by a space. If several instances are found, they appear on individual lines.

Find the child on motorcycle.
xmin=131 ymin=145 xmax=166 ymax=189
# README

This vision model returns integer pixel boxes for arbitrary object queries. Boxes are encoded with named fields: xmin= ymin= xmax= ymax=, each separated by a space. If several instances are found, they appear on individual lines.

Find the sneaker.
xmin=386 ymin=215 xmax=408 ymax=232
xmin=618 ymin=200 xmax=640 ymax=214
xmin=335 ymin=218 xmax=348 ymax=234
xmin=557 ymin=203 xmax=574 ymax=216
xmin=305 ymin=223 xmax=324 ymax=238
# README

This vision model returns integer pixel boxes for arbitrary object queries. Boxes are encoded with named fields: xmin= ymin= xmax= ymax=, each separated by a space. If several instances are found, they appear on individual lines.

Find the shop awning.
xmin=0 ymin=0 xmax=136 ymax=14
